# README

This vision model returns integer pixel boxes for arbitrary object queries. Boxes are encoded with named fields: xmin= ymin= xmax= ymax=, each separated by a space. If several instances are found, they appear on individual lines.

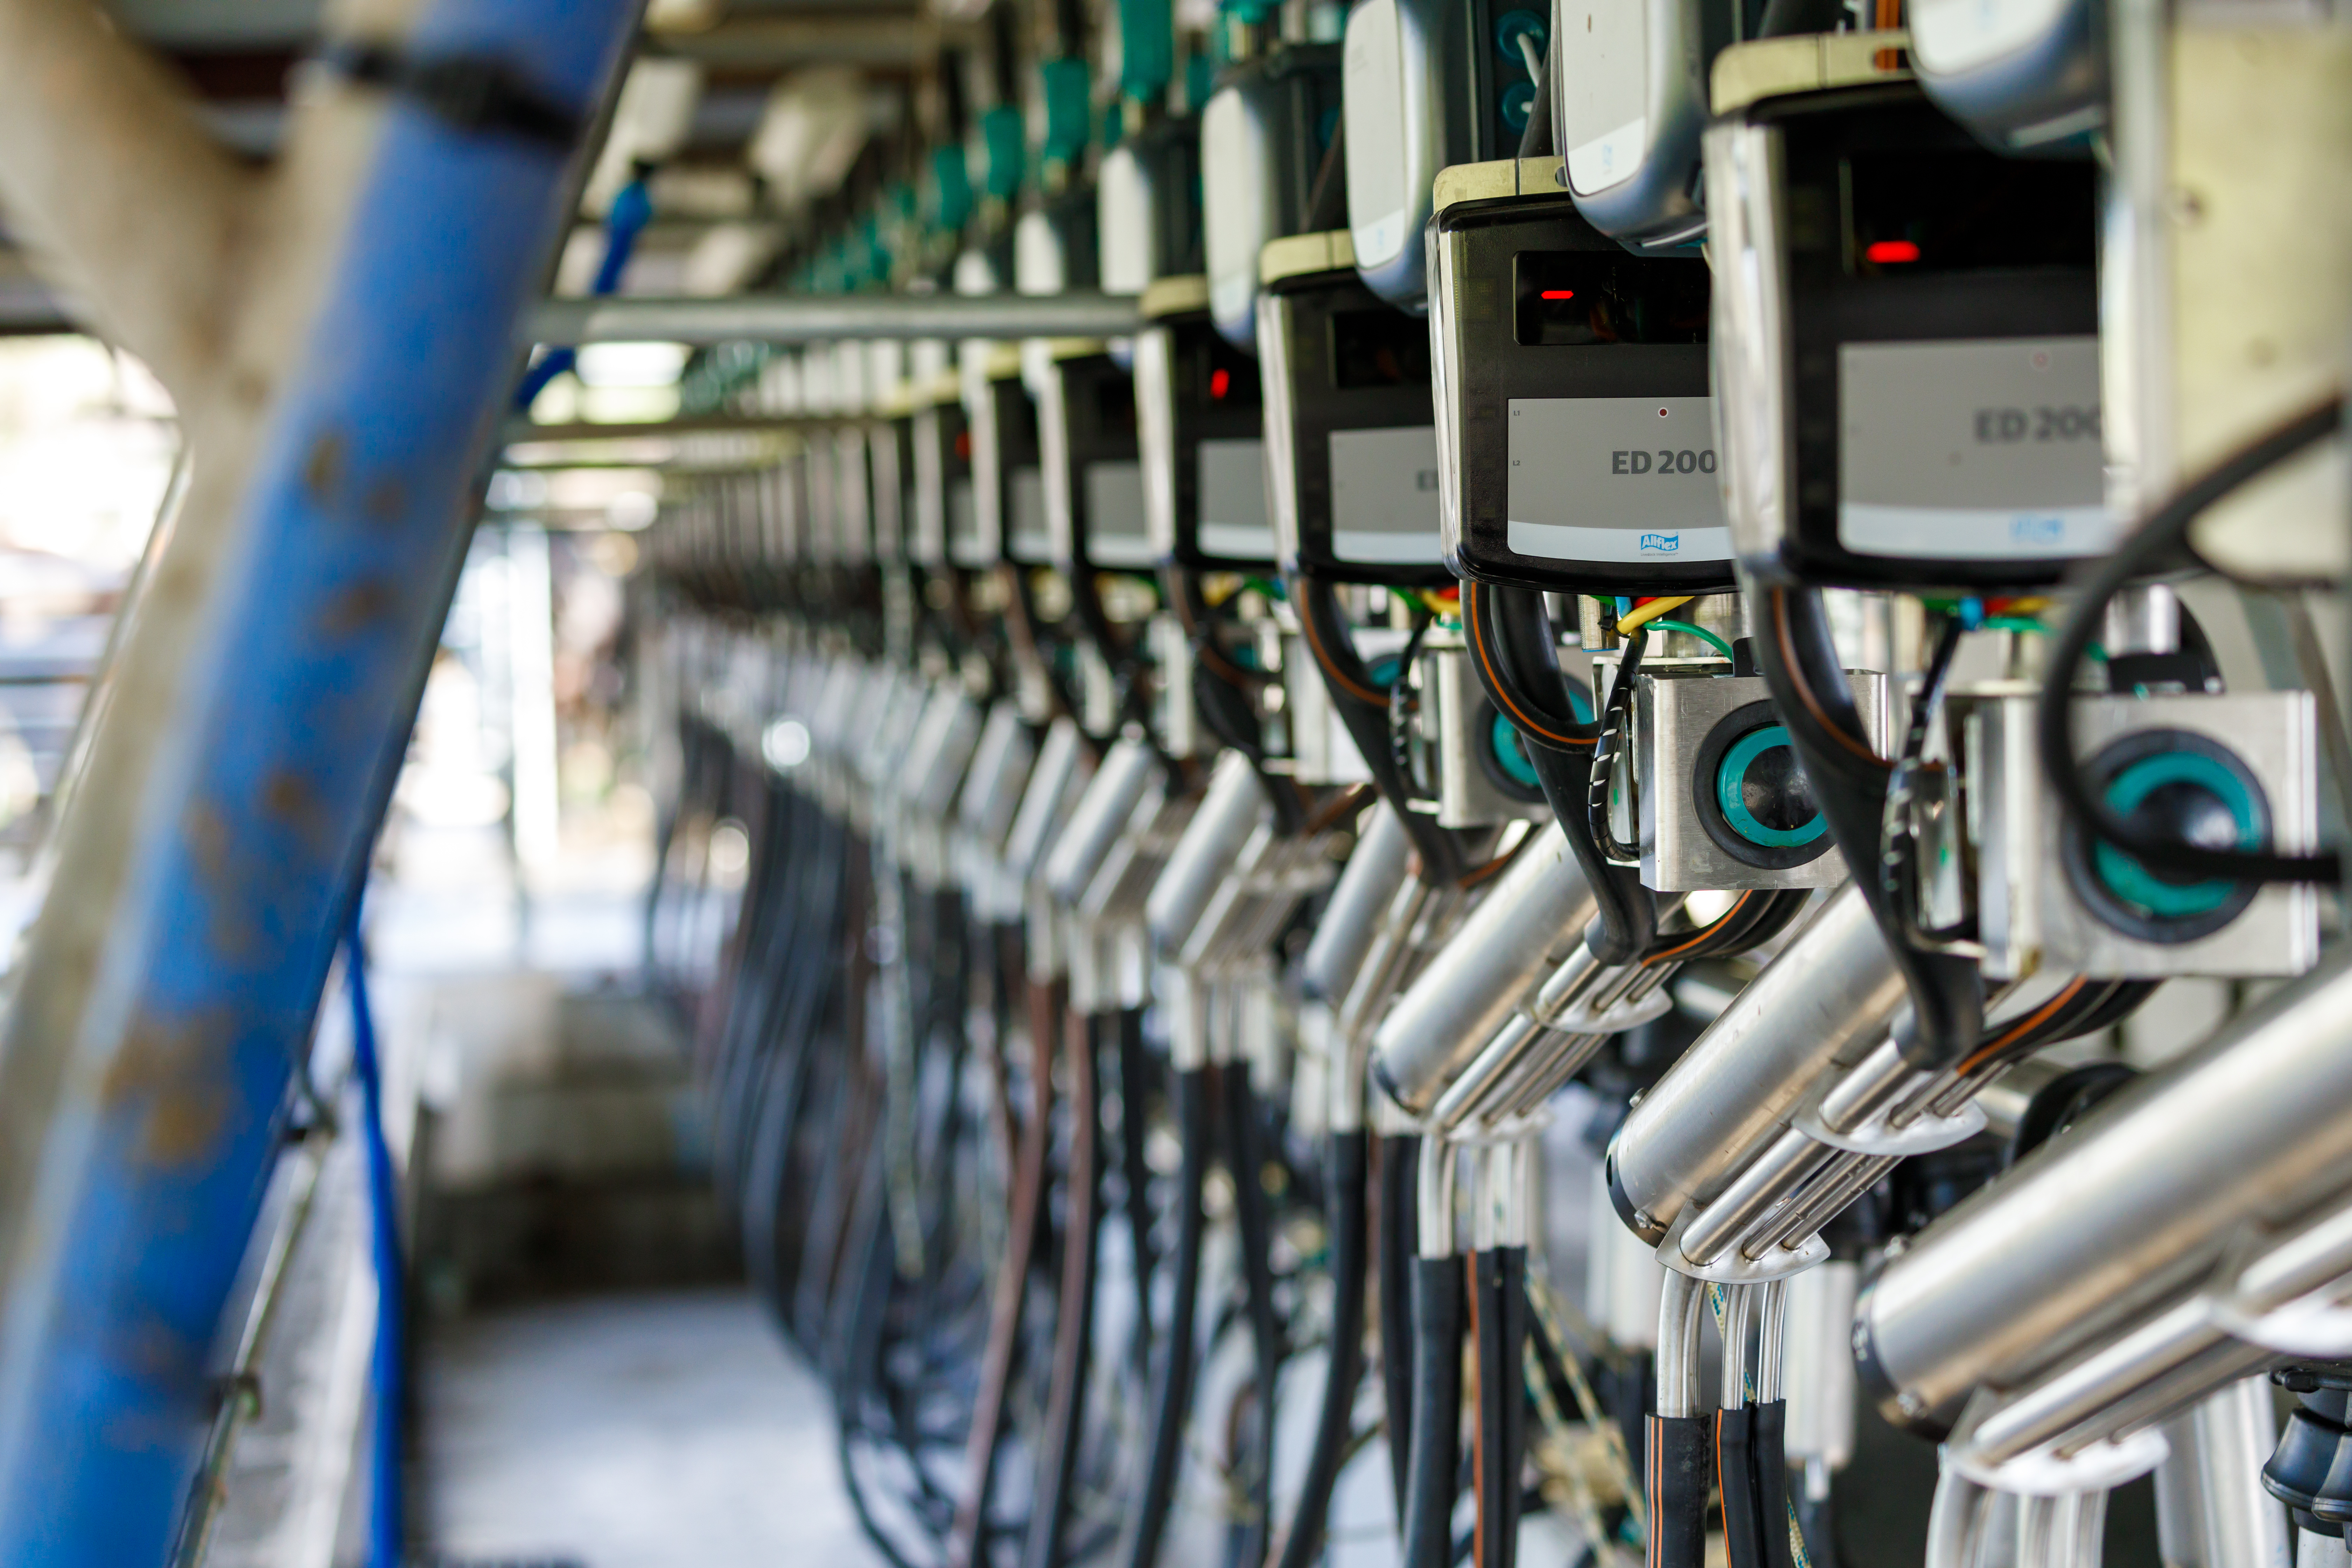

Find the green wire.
xmin=1243 ymin=575 xmax=1287 ymax=603
xmin=1386 ymin=586 xmax=1425 ymax=619
xmin=1982 ymin=616 xmax=2048 ymax=637
xmin=1640 ymin=618 xmax=1735 ymax=660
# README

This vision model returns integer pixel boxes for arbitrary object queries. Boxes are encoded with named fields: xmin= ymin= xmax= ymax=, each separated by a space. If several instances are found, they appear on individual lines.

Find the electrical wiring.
xmin=1462 ymin=580 xmax=1657 ymax=963
xmin=2039 ymin=396 xmax=2346 ymax=887
xmin=1754 ymin=586 xmax=1983 ymax=1067
xmin=1587 ymin=629 xmax=1647 ymax=865
xmin=1613 ymin=595 xmax=1695 ymax=637
xmin=1293 ymin=572 xmax=1470 ymax=882
xmin=1639 ymin=619 xmax=1735 ymax=660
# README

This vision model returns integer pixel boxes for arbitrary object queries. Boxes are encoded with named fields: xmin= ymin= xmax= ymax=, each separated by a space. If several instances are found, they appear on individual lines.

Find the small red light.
xmin=954 ymin=431 xmax=971 ymax=460
xmin=1864 ymin=239 xmax=1921 ymax=264
xmin=1210 ymin=367 xmax=1231 ymax=400
xmin=1540 ymin=289 xmax=1576 ymax=300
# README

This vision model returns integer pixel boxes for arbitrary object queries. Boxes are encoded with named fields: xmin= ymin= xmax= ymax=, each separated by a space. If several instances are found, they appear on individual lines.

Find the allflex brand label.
xmin=1837 ymin=336 xmax=2115 ymax=559
xmin=1506 ymin=396 xmax=1731 ymax=563
xmin=1330 ymin=425 xmax=1446 ymax=565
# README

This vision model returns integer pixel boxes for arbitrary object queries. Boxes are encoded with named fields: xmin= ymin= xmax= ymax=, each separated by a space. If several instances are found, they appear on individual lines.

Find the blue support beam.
xmin=0 ymin=2 xmax=638 ymax=1561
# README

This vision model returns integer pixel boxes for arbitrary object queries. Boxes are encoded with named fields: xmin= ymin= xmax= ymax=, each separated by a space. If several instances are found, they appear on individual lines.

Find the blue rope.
xmin=513 ymin=174 xmax=653 ymax=411
xmin=344 ymin=894 xmax=404 ymax=1568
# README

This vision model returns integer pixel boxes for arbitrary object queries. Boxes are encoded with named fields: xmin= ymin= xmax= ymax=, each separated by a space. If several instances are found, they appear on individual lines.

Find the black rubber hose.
xmin=1379 ymin=1135 xmax=1419 ymax=1519
xmin=1751 ymin=586 xmax=1981 ymax=1066
xmin=1273 ymin=1129 xmax=1370 ymax=1568
xmin=1401 ymin=1255 xmax=1464 ymax=1568
xmin=1117 ymin=1006 xmax=1157 ymax=1368
xmin=1500 ymin=1250 xmax=1528 ymax=1566
xmin=1292 ymin=572 xmax=1466 ymax=882
xmin=1466 ymin=582 xmax=1653 ymax=962
xmin=1122 ymin=1066 xmax=1210 ymax=1568
xmin=1753 ymin=1400 xmax=1795 ymax=1568
xmin=1472 ymin=1248 xmax=1527 ymax=1568
xmin=1647 ymin=1413 xmax=1713 ymax=1568
xmin=1225 ymin=1066 xmax=1285 ymax=1568
xmin=1023 ymin=1009 xmax=1105 ymax=1568
xmin=1717 ymin=1406 xmax=1764 ymax=1568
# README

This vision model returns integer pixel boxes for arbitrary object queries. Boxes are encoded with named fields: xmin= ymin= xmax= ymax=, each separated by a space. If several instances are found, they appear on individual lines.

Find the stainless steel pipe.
xmin=1859 ymin=950 xmax=2352 ymax=1431
xmin=529 ymin=291 xmax=1147 ymax=346
xmin=1300 ymin=803 xmax=1413 ymax=1003
xmin=1608 ymin=885 xmax=1906 ymax=1243
xmin=1369 ymin=823 xmax=1595 ymax=1115
xmin=1144 ymin=751 xmax=1267 ymax=957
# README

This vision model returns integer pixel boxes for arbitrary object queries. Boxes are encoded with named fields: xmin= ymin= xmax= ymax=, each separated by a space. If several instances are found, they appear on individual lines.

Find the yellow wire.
xmin=1614 ymin=595 xmax=1696 ymax=636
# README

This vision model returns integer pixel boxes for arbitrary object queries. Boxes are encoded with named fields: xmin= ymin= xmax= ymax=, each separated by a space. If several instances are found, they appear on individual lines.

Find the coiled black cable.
xmin=2039 ymin=397 xmax=2345 ymax=887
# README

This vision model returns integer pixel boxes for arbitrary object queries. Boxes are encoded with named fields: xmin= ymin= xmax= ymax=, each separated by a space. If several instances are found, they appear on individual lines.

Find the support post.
xmin=0 ymin=0 xmax=639 ymax=1560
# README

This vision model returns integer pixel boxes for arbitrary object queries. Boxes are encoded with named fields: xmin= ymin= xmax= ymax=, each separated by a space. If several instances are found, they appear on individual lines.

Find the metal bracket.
xmin=1658 ymin=1204 xmax=1830 ymax=1283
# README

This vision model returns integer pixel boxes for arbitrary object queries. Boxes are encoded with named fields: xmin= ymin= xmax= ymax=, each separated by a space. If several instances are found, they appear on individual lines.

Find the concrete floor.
xmin=419 ymin=1290 xmax=884 ymax=1568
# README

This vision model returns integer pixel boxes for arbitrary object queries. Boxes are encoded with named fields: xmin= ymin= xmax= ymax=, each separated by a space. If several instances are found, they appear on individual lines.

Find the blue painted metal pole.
xmin=342 ymin=898 xmax=404 ymax=1568
xmin=0 ymin=2 xmax=638 ymax=1561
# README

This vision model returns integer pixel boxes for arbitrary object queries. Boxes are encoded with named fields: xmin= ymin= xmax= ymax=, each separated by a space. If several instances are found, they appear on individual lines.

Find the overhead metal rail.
xmin=528 ymin=290 xmax=1148 ymax=346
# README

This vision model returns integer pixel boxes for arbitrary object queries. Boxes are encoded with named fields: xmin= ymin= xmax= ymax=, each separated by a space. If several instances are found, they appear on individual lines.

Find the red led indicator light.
xmin=1209 ymin=368 xmax=1231 ymax=399
xmin=1540 ymin=289 xmax=1576 ymax=300
xmin=1865 ymin=239 xmax=1922 ymax=264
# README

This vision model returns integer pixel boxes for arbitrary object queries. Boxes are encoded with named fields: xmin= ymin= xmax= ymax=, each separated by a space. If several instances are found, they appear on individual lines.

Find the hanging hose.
xmin=1379 ymin=1134 xmax=1420 ymax=1519
xmin=1462 ymin=581 xmax=1653 ymax=962
xmin=1121 ymin=1064 xmax=1212 ymax=1568
xmin=1751 ymin=586 xmax=1982 ymax=1066
xmin=1472 ymin=1246 xmax=1527 ymax=1568
xmin=1650 ymin=1273 xmax=1713 ymax=1568
xmin=1225 ymin=1064 xmax=1286 ymax=1568
xmin=1116 ymin=1006 xmax=1157 ymax=1369
xmin=343 ymin=897 xmax=403 ymax=1568
xmin=1023 ymin=1007 xmax=1105 ymax=1568
xmin=1401 ymin=1251 xmax=1465 ymax=1568
xmin=1271 ymin=1128 xmax=1370 ymax=1568
xmin=1292 ymin=572 xmax=1468 ymax=882
xmin=947 ymin=970 xmax=1066 ymax=1568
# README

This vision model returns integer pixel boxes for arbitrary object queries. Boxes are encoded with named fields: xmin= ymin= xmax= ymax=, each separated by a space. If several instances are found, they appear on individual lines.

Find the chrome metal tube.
xmin=1675 ymin=1129 xmax=1840 ymax=1268
xmin=1609 ymin=885 xmax=1906 ymax=1242
xmin=2183 ymin=1378 xmax=2293 ymax=1568
xmin=1926 ymin=1468 xmax=1990 ymax=1568
xmin=1748 ymin=1153 xmax=1896 ymax=1261
xmin=1859 ymin=951 xmax=2352 ymax=1427
xmin=1301 ymin=803 xmax=1413 ymax=1002
xmin=1143 ymin=751 xmax=1267 ymax=956
xmin=530 ymin=291 xmax=1148 ymax=346
xmin=1370 ymin=823 xmax=1595 ymax=1114
xmin=1042 ymin=737 xmax=1161 ymax=905
xmin=1657 ymin=1270 xmax=1710 ymax=1418
xmin=1722 ymin=1284 xmax=1757 ymax=1410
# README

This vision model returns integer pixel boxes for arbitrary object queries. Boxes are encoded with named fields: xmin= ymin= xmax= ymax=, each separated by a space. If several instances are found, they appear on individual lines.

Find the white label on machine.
xmin=1198 ymin=438 xmax=1275 ymax=561
xmin=1505 ymin=396 xmax=1731 ymax=563
xmin=1085 ymin=461 xmax=1157 ymax=567
xmin=1009 ymin=466 xmax=1052 ymax=561
xmin=1330 ymin=425 xmax=1445 ymax=564
xmin=1837 ymin=336 xmax=2114 ymax=559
